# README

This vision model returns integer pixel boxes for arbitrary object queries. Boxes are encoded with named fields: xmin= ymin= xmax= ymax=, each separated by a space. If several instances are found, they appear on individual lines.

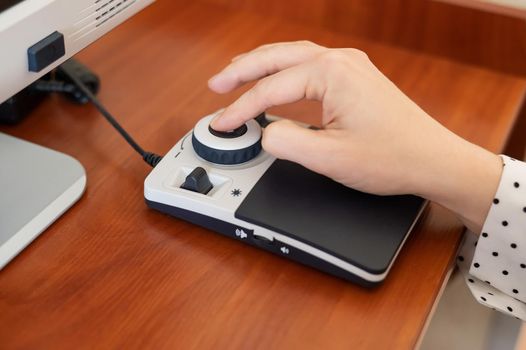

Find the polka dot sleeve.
xmin=457 ymin=155 xmax=525 ymax=320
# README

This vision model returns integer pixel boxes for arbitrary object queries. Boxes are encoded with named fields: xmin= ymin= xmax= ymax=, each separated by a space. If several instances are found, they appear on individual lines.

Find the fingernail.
xmin=210 ymin=115 xmax=222 ymax=129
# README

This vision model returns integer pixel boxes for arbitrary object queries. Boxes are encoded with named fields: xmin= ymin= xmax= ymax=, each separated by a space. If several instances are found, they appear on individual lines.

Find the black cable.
xmin=38 ymin=73 xmax=163 ymax=168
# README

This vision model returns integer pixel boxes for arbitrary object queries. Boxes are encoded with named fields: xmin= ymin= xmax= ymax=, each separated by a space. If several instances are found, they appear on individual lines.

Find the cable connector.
xmin=143 ymin=152 xmax=163 ymax=167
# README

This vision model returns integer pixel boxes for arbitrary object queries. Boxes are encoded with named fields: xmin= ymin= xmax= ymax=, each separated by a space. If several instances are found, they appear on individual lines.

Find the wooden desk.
xmin=1 ymin=1 xmax=525 ymax=349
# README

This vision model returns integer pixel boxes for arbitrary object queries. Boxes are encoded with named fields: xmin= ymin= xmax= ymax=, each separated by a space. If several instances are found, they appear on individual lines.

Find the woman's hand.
xmin=208 ymin=41 xmax=502 ymax=233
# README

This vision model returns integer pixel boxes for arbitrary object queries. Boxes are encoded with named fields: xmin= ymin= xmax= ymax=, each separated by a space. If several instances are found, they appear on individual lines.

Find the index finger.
xmin=208 ymin=41 xmax=326 ymax=94
xmin=211 ymin=60 xmax=325 ymax=131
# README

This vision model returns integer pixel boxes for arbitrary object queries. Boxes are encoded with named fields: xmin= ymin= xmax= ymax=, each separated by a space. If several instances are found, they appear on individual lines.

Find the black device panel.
xmin=235 ymin=160 xmax=425 ymax=274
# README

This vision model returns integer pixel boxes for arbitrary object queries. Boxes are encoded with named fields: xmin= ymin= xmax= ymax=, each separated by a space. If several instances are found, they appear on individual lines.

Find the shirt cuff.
xmin=458 ymin=231 xmax=525 ymax=321
xmin=457 ymin=155 xmax=526 ymax=320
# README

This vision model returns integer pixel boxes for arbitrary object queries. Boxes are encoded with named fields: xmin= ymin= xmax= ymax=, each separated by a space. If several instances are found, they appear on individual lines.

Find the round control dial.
xmin=192 ymin=114 xmax=262 ymax=165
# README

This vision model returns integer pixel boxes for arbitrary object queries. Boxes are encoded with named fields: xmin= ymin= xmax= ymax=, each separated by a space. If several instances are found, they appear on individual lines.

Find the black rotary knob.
xmin=192 ymin=114 xmax=262 ymax=165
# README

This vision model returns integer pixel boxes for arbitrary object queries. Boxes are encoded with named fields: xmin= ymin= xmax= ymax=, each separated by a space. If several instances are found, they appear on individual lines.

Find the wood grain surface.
xmin=204 ymin=0 xmax=526 ymax=77
xmin=438 ymin=0 xmax=526 ymax=18
xmin=0 ymin=1 xmax=525 ymax=349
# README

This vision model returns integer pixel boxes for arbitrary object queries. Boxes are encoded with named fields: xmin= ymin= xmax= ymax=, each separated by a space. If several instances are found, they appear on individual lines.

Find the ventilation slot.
xmin=94 ymin=0 xmax=136 ymax=27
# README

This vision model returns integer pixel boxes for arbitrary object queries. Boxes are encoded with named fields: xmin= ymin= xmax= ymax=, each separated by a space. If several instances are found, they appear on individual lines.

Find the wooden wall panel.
xmin=204 ymin=0 xmax=526 ymax=76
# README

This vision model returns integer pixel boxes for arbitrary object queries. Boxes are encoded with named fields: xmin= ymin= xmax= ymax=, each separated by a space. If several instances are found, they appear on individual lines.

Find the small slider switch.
xmin=181 ymin=167 xmax=213 ymax=194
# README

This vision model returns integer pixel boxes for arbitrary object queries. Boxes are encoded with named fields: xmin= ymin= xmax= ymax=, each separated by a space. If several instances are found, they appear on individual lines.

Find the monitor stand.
xmin=0 ymin=132 xmax=86 ymax=268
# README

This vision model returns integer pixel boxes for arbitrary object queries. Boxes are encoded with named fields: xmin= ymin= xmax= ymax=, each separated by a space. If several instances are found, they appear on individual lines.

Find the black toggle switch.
xmin=181 ymin=167 xmax=213 ymax=194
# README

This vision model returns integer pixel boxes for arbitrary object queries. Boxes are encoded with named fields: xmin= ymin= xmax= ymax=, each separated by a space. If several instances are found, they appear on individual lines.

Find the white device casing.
xmin=0 ymin=133 xmax=86 ymax=269
xmin=0 ymin=175 xmax=86 ymax=269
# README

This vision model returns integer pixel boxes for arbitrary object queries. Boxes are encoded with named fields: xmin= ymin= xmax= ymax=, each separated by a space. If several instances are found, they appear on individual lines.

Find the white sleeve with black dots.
xmin=457 ymin=155 xmax=526 ymax=321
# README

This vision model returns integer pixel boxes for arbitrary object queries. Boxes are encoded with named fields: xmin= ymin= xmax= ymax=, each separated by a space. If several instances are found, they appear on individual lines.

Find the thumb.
xmin=262 ymin=120 xmax=336 ymax=176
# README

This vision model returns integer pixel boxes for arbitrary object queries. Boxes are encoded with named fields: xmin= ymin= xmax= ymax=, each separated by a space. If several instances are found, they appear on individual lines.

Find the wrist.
xmin=415 ymin=132 xmax=502 ymax=233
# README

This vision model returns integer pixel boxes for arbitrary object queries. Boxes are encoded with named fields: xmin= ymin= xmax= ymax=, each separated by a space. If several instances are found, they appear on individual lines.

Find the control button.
xmin=208 ymin=124 xmax=247 ymax=138
xmin=180 ymin=167 xmax=213 ymax=194
xmin=235 ymin=228 xmax=248 ymax=239
xmin=280 ymin=246 xmax=290 ymax=255
xmin=192 ymin=114 xmax=262 ymax=165
xmin=27 ymin=31 xmax=65 ymax=72
xmin=255 ymin=112 xmax=271 ymax=127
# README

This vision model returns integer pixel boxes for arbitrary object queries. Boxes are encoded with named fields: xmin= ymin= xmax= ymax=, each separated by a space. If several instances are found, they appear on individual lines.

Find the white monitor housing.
xmin=0 ymin=0 xmax=155 ymax=103
xmin=0 ymin=0 xmax=154 ymax=268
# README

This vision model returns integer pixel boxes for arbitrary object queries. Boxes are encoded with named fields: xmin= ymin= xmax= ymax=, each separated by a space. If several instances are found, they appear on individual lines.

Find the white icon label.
xmin=280 ymin=246 xmax=289 ymax=254
xmin=235 ymin=229 xmax=248 ymax=239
